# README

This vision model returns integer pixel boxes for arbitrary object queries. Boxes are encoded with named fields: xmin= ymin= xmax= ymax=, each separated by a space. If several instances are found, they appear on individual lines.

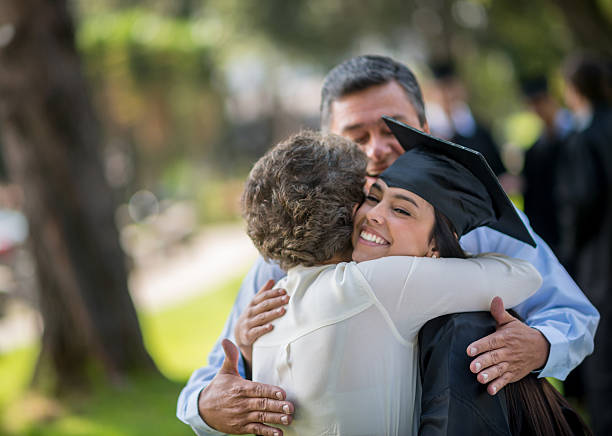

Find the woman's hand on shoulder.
xmin=234 ymin=279 xmax=289 ymax=370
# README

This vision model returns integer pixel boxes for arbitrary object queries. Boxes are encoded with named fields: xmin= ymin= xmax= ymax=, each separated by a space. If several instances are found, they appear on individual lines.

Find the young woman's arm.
xmin=356 ymin=253 xmax=542 ymax=338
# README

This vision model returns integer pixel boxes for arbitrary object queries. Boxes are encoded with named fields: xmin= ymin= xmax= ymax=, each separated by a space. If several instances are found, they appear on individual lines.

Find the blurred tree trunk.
xmin=0 ymin=0 xmax=158 ymax=391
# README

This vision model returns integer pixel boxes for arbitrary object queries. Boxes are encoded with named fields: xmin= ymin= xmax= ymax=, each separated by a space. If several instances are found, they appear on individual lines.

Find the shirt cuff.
xmin=184 ymin=388 xmax=225 ymax=436
xmin=530 ymin=325 xmax=570 ymax=380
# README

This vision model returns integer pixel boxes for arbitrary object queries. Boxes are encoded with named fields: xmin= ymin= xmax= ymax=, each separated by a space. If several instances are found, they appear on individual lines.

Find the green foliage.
xmin=229 ymin=0 xmax=416 ymax=66
xmin=602 ymin=0 xmax=612 ymax=21
xmin=67 ymin=0 xmax=612 ymax=208
xmin=160 ymin=160 xmax=247 ymax=225
xmin=459 ymin=49 xmax=523 ymax=127
xmin=194 ymin=178 xmax=245 ymax=225
xmin=503 ymin=111 xmax=542 ymax=150
xmin=78 ymin=8 xmax=214 ymax=84
xmin=74 ymin=6 xmax=229 ymax=205
xmin=485 ymin=0 xmax=572 ymax=77
xmin=0 ymin=347 xmax=38 ymax=411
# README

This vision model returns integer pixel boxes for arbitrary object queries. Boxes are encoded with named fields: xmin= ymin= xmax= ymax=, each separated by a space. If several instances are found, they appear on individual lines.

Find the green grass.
xmin=0 ymin=273 xmax=244 ymax=436
xmin=139 ymin=273 xmax=244 ymax=381
xmin=2 ymin=375 xmax=194 ymax=436
xmin=0 ymin=346 xmax=38 ymax=411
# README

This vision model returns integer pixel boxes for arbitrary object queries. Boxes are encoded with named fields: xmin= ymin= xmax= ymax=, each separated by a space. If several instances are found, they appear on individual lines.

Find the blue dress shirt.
xmin=177 ymin=211 xmax=599 ymax=435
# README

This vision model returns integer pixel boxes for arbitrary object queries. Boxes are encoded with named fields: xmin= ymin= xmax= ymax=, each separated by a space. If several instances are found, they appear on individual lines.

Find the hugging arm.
xmin=357 ymin=253 xmax=542 ymax=337
xmin=234 ymin=280 xmax=290 ymax=371
xmin=461 ymin=220 xmax=599 ymax=393
xmin=176 ymin=257 xmax=289 ymax=435
xmin=357 ymin=252 xmax=541 ymax=436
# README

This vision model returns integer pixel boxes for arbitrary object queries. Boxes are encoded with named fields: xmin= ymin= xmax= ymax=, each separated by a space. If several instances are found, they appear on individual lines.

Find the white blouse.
xmin=252 ymin=254 xmax=542 ymax=436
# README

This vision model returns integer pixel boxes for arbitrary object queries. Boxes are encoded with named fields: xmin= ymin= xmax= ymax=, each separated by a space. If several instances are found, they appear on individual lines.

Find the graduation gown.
xmin=522 ymin=131 xmax=565 ymax=254
xmin=557 ymin=105 xmax=612 ymax=308
xmin=556 ymin=105 xmax=612 ymax=436
xmin=452 ymin=124 xmax=506 ymax=177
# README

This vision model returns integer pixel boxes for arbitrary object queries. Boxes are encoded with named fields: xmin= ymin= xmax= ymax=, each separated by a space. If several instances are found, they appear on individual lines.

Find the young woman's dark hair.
xmin=505 ymin=372 xmax=592 ymax=436
xmin=505 ymin=308 xmax=592 ymax=436
xmin=430 ymin=209 xmax=467 ymax=259
xmin=431 ymin=212 xmax=592 ymax=436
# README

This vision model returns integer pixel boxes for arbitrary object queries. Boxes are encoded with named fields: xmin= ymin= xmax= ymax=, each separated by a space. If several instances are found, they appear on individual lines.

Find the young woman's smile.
xmin=352 ymin=180 xmax=437 ymax=262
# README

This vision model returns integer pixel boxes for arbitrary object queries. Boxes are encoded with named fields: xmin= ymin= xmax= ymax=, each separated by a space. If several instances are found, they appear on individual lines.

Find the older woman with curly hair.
xmin=235 ymin=125 xmax=548 ymax=435
xmin=242 ymin=131 xmax=367 ymax=272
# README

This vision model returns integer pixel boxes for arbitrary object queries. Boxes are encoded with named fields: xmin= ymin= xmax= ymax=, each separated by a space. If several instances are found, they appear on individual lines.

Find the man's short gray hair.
xmin=320 ymin=54 xmax=427 ymax=130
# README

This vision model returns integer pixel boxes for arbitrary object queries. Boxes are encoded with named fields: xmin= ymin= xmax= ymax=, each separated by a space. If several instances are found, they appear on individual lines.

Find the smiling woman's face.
xmin=352 ymin=179 xmax=437 ymax=262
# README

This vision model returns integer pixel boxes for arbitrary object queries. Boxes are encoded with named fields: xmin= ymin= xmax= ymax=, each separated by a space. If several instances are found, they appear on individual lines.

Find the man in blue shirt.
xmin=178 ymin=55 xmax=599 ymax=436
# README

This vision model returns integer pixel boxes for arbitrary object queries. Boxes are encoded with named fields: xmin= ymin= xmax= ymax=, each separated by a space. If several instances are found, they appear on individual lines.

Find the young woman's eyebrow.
xmin=393 ymin=193 xmax=419 ymax=208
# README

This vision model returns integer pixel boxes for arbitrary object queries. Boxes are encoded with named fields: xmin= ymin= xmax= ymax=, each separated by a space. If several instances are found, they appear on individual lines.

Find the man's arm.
xmin=176 ymin=256 xmax=288 ymax=435
xmin=460 ymin=210 xmax=600 ymax=393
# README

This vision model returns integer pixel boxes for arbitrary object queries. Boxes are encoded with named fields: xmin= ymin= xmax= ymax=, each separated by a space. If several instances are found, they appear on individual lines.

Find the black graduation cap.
xmin=380 ymin=116 xmax=536 ymax=247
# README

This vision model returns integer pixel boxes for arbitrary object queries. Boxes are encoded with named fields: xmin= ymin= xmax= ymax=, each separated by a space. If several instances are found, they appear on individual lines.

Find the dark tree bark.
xmin=0 ymin=0 xmax=158 ymax=391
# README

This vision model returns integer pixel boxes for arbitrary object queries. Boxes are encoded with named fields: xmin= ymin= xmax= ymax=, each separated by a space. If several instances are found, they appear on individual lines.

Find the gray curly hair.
xmin=242 ymin=131 xmax=367 ymax=270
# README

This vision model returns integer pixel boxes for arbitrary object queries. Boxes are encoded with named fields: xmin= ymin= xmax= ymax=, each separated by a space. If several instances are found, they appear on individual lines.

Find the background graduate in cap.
xmin=427 ymin=60 xmax=507 ymax=179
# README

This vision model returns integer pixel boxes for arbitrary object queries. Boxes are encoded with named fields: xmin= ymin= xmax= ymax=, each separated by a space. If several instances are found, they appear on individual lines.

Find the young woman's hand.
xmin=234 ymin=279 xmax=290 ymax=370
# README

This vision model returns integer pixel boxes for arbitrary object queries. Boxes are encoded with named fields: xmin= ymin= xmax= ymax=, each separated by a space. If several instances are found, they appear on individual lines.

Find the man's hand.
xmin=198 ymin=339 xmax=294 ymax=435
xmin=234 ymin=279 xmax=289 ymax=369
xmin=466 ymin=297 xmax=550 ymax=395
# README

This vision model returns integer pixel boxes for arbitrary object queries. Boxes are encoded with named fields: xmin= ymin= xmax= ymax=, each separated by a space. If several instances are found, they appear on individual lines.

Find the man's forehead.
xmin=340 ymin=114 xmax=412 ymax=132
xmin=328 ymin=81 xmax=422 ymax=133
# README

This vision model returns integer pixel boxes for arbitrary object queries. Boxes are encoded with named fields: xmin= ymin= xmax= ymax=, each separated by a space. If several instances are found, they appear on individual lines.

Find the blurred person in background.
xmin=520 ymin=76 xmax=574 ymax=256
xmin=557 ymin=53 xmax=612 ymax=436
xmin=177 ymin=55 xmax=598 ymax=436
xmin=427 ymin=61 xmax=518 ymax=191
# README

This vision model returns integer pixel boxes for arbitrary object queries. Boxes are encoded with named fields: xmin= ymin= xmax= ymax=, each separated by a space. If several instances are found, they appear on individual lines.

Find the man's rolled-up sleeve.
xmin=176 ymin=256 xmax=286 ymax=434
xmin=461 ymin=209 xmax=599 ymax=380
